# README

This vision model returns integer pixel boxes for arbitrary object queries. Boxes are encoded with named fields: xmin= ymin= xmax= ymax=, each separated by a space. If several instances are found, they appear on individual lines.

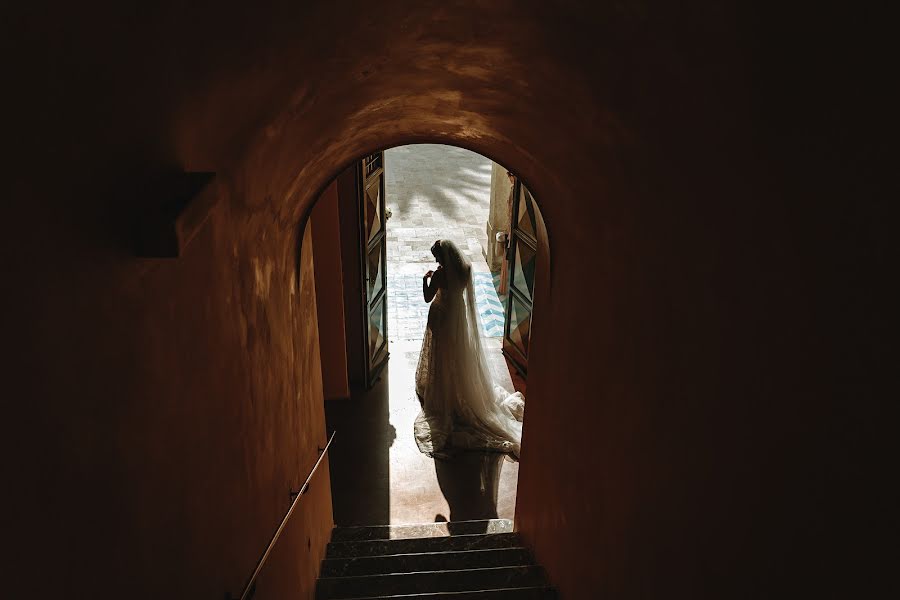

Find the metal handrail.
xmin=231 ymin=431 xmax=336 ymax=600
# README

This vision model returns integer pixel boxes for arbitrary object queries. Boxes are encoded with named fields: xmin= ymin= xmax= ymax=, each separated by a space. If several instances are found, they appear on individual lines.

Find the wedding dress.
xmin=414 ymin=240 xmax=525 ymax=459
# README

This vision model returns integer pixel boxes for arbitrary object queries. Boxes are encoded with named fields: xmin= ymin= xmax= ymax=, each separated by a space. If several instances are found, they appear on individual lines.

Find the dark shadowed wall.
xmin=312 ymin=181 xmax=351 ymax=401
xmin=4 ymin=1 xmax=888 ymax=598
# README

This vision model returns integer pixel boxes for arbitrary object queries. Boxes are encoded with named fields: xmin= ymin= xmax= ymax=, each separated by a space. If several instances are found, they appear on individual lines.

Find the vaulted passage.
xmin=7 ymin=2 xmax=888 ymax=599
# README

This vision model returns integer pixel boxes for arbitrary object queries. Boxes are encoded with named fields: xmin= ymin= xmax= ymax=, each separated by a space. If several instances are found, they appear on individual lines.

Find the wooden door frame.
xmin=359 ymin=153 xmax=389 ymax=388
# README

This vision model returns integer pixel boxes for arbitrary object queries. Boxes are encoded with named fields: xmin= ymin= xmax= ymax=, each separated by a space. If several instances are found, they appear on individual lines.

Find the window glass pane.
xmin=367 ymin=244 xmax=384 ymax=300
xmin=511 ymin=238 xmax=536 ymax=302
xmin=516 ymin=185 xmax=536 ymax=240
xmin=365 ymin=176 xmax=382 ymax=244
xmin=364 ymin=153 xmax=383 ymax=178
xmin=369 ymin=298 xmax=386 ymax=361
xmin=507 ymin=295 xmax=532 ymax=358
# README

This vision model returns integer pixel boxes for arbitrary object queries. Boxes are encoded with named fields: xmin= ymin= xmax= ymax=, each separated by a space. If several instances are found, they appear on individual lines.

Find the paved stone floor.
xmin=384 ymin=144 xmax=493 ymax=268
xmin=327 ymin=144 xmax=521 ymax=527
xmin=385 ymin=144 xmax=506 ymax=340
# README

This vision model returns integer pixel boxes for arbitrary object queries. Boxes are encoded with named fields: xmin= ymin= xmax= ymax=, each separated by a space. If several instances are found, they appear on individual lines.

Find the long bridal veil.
xmin=414 ymin=240 xmax=525 ymax=458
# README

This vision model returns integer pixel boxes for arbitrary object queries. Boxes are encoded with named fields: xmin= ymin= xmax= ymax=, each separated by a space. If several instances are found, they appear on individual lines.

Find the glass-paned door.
xmin=362 ymin=152 xmax=389 ymax=387
xmin=503 ymin=180 xmax=538 ymax=375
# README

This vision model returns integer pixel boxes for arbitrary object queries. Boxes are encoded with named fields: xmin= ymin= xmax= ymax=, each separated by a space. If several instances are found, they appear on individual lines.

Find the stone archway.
xmin=307 ymin=142 xmax=550 ymax=528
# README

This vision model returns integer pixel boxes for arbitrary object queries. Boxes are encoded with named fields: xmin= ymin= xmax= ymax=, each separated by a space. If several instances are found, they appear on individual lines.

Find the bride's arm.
xmin=422 ymin=268 xmax=445 ymax=303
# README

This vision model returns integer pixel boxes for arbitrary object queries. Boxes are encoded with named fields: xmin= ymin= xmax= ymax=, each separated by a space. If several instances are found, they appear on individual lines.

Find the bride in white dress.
xmin=414 ymin=239 xmax=525 ymax=459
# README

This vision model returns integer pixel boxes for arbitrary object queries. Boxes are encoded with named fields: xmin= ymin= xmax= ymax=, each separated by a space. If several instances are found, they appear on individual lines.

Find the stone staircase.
xmin=316 ymin=519 xmax=557 ymax=599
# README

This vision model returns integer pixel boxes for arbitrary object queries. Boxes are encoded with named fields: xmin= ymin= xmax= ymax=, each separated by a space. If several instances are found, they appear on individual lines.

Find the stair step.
xmin=327 ymin=532 xmax=522 ymax=559
xmin=326 ymin=586 xmax=558 ymax=599
xmin=321 ymin=547 xmax=534 ymax=577
xmin=316 ymin=566 xmax=546 ymax=599
xmin=331 ymin=519 xmax=513 ymax=542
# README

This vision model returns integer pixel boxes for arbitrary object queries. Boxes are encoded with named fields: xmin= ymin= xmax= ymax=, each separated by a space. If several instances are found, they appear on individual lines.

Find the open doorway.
xmin=384 ymin=144 xmax=522 ymax=393
xmin=313 ymin=144 xmax=543 ymax=527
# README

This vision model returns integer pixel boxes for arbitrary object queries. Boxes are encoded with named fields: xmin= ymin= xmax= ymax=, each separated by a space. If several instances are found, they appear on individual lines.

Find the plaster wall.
xmin=4 ymin=1 xmax=889 ymax=599
xmin=5 ymin=190 xmax=332 ymax=599
xmin=337 ymin=164 xmax=368 ymax=390
xmin=312 ymin=181 xmax=351 ymax=401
